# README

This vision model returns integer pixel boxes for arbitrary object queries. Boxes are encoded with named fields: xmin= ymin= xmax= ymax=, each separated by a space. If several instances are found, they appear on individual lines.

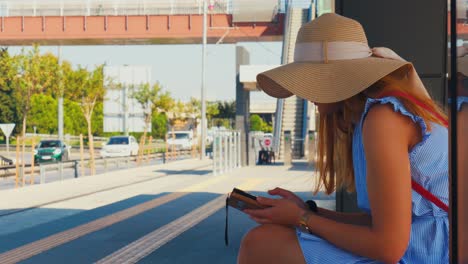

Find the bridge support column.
xmin=235 ymin=46 xmax=250 ymax=167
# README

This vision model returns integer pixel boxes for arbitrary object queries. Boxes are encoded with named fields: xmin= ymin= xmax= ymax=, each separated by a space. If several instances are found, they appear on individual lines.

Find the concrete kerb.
xmin=0 ymin=158 xmax=212 ymax=214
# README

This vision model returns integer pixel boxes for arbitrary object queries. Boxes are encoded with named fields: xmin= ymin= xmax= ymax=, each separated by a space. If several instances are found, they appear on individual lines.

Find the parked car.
xmin=100 ymin=136 xmax=139 ymax=158
xmin=167 ymin=131 xmax=194 ymax=150
xmin=34 ymin=140 xmax=70 ymax=163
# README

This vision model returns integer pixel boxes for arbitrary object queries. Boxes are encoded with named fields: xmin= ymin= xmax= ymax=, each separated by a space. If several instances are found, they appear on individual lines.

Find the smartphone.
xmin=227 ymin=188 xmax=269 ymax=211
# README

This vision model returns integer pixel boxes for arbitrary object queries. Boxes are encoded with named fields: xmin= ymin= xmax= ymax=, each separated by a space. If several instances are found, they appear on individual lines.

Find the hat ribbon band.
xmin=294 ymin=41 xmax=372 ymax=62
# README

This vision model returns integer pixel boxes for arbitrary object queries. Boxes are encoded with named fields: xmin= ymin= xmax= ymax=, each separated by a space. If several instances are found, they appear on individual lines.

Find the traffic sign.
xmin=0 ymin=123 xmax=15 ymax=156
xmin=263 ymin=138 xmax=272 ymax=147
xmin=0 ymin=123 xmax=15 ymax=137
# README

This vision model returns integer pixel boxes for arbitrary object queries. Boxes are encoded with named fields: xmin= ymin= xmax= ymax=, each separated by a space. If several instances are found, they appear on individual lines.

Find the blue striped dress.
xmin=296 ymin=97 xmax=449 ymax=263
xmin=456 ymin=96 xmax=468 ymax=111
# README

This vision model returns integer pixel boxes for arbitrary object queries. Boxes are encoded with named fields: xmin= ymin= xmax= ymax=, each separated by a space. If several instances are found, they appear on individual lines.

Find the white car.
xmin=101 ymin=136 xmax=139 ymax=158
xmin=167 ymin=131 xmax=194 ymax=150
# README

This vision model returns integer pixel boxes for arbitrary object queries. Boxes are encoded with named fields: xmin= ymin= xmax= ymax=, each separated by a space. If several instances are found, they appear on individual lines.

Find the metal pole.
xmin=228 ymin=133 xmax=232 ymax=172
xmin=224 ymin=133 xmax=228 ymax=173
xmin=74 ymin=160 xmax=78 ymax=178
xmin=230 ymin=132 xmax=234 ymax=171
xmin=449 ymin=0 xmax=459 ymax=261
xmin=233 ymin=132 xmax=236 ymax=170
xmin=59 ymin=162 xmax=63 ymax=181
xmin=237 ymin=131 xmax=241 ymax=168
xmin=19 ymin=166 xmax=24 ymax=186
xmin=40 ymin=164 xmax=45 ymax=184
xmin=6 ymin=136 xmax=9 ymax=157
xmin=217 ymin=134 xmax=221 ymax=174
xmin=58 ymin=46 xmax=64 ymax=141
xmin=232 ymin=131 xmax=239 ymax=168
xmin=218 ymin=133 xmax=222 ymax=173
xmin=213 ymin=134 xmax=217 ymax=175
xmin=200 ymin=0 xmax=207 ymax=160
xmin=123 ymin=86 xmax=129 ymax=136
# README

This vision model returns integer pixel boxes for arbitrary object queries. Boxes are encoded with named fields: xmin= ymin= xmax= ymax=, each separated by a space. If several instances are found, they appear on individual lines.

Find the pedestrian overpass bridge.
xmin=0 ymin=0 xmax=286 ymax=45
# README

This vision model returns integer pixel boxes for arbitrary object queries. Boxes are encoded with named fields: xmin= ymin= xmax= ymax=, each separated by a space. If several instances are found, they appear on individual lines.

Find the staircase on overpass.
xmin=274 ymin=7 xmax=310 ymax=160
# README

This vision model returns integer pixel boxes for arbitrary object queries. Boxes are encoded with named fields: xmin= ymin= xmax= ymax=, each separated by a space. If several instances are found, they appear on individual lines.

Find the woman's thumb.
xmin=268 ymin=187 xmax=281 ymax=194
xmin=257 ymin=197 xmax=277 ymax=206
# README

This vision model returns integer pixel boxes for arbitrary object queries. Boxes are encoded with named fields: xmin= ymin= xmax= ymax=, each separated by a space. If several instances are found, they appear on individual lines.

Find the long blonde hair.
xmin=315 ymin=65 xmax=447 ymax=195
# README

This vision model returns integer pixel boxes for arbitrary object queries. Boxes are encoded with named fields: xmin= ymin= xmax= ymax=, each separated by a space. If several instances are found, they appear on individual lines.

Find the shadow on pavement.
xmin=0 ymin=189 xmax=335 ymax=264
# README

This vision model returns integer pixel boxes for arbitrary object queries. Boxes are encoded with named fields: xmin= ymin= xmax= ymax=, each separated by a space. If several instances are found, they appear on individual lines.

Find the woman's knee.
xmin=238 ymin=224 xmax=284 ymax=261
xmin=241 ymin=224 xmax=284 ymax=247
xmin=238 ymin=224 xmax=305 ymax=264
xmin=241 ymin=225 xmax=267 ymax=249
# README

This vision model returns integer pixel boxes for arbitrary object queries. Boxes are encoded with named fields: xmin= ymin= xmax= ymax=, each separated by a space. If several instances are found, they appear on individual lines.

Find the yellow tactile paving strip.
xmin=0 ymin=174 xmax=230 ymax=264
xmin=96 ymin=178 xmax=265 ymax=264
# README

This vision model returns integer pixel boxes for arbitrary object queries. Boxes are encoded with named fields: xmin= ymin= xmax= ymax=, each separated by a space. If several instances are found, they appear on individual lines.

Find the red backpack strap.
xmin=377 ymin=91 xmax=449 ymax=213
xmin=411 ymin=181 xmax=449 ymax=212
xmin=378 ymin=91 xmax=448 ymax=127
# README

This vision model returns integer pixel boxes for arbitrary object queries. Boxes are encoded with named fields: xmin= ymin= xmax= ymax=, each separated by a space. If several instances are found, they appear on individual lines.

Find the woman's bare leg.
xmin=237 ymin=224 xmax=306 ymax=264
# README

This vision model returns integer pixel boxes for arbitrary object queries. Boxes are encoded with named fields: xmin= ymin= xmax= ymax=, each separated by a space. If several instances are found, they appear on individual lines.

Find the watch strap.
xmin=305 ymin=200 xmax=318 ymax=212
xmin=299 ymin=210 xmax=312 ymax=232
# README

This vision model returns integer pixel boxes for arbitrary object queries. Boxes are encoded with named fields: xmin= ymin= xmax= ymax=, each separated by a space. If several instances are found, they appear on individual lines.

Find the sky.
xmin=7 ymin=41 xmax=283 ymax=103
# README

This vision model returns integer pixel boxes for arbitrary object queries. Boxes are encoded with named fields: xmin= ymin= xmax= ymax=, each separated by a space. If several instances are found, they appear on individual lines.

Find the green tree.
xmin=261 ymin=121 xmax=273 ymax=133
xmin=64 ymin=99 xmax=87 ymax=135
xmin=129 ymin=82 xmax=173 ymax=143
xmin=206 ymin=101 xmax=220 ymax=128
xmin=12 ymin=45 xmax=60 ymax=171
xmin=184 ymin=97 xmax=201 ymax=136
xmin=151 ymin=112 xmax=167 ymax=139
xmin=92 ymin=102 xmax=104 ymax=136
xmin=250 ymin=114 xmax=273 ymax=132
xmin=250 ymin=114 xmax=263 ymax=131
xmin=65 ymin=65 xmax=106 ymax=175
xmin=0 ymin=48 xmax=20 ymax=131
xmin=29 ymin=94 xmax=57 ymax=134
xmin=168 ymin=100 xmax=186 ymax=128
xmin=217 ymin=100 xmax=236 ymax=119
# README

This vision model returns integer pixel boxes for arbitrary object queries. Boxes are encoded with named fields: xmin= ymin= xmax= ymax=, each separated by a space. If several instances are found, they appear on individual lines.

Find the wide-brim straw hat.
xmin=256 ymin=13 xmax=409 ymax=103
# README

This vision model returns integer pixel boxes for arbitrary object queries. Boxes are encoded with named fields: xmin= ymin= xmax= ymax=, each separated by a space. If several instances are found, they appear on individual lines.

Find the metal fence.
xmin=0 ymin=0 xmax=232 ymax=17
xmin=24 ymin=133 xmax=108 ymax=142
xmin=0 ymin=149 xmax=194 ymax=187
xmin=0 ymin=0 xmax=313 ymax=17
xmin=212 ymin=130 xmax=240 ymax=175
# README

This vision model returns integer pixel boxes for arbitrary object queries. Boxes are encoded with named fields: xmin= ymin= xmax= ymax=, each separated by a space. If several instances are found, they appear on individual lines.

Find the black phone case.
xmin=227 ymin=188 xmax=267 ymax=211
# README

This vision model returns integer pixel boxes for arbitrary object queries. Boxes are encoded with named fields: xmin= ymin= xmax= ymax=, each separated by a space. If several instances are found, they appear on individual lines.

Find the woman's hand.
xmin=267 ymin=187 xmax=308 ymax=210
xmin=244 ymin=197 xmax=304 ymax=226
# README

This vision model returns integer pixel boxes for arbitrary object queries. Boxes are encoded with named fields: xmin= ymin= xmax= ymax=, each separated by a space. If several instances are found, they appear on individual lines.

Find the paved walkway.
xmin=0 ymin=159 xmax=335 ymax=264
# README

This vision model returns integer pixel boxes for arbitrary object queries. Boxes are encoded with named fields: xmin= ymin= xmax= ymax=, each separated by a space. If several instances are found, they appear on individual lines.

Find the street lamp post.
xmin=200 ymin=0 xmax=207 ymax=160
xmin=58 ymin=46 xmax=64 ymax=141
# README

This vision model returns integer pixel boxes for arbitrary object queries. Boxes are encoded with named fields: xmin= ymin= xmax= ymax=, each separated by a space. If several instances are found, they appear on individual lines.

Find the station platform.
xmin=0 ymin=158 xmax=335 ymax=264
